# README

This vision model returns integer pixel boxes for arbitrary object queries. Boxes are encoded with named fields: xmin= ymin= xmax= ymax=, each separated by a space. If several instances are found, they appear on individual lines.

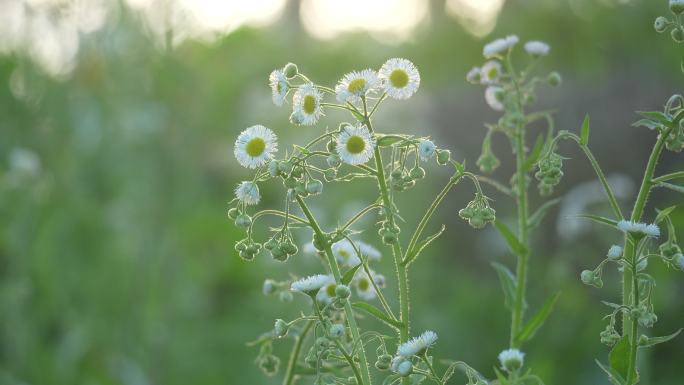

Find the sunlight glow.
xmin=445 ymin=0 xmax=506 ymax=37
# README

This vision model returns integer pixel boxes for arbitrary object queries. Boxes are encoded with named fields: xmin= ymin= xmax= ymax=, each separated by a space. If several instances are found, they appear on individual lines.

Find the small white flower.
xmin=644 ymin=224 xmax=660 ymax=237
xmin=397 ymin=330 xmax=438 ymax=357
xmin=466 ymin=66 xmax=481 ymax=84
xmin=354 ymin=269 xmax=378 ymax=300
xmin=480 ymin=60 xmax=502 ymax=85
xmin=336 ymin=124 xmax=376 ymax=165
xmin=378 ymin=58 xmax=420 ymax=100
xmin=269 ymin=69 xmax=289 ymax=106
xmin=524 ymin=41 xmax=550 ymax=57
xmin=291 ymin=274 xmax=333 ymax=293
xmin=333 ymin=239 xmax=361 ymax=266
xmin=234 ymin=125 xmax=278 ymax=169
xmin=607 ymin=245 xmax=623 ymax=260
xmin=292 ymin=83 xmax=323 ymax=125
xmin=617 ymin=220 xmax=660 ymax=238
xmin=235 ymin=181 xmax=261 ymax=205
xmin=483 ymin=35 xmax=519 ymax=58
xmin=335 ymin=69 xmax=379 ymax=103
xmin=419 ymin=139 xmax=436 ymax=161
xmin=316 ymin=282 xmax=338 ymax=305
xmin=357 ymin=241 xmax=381 ymax=261
xmin=498 ymin=348 xmax=524 ymax=372
xmin=485 ymin=86 xmax=504 ymax=111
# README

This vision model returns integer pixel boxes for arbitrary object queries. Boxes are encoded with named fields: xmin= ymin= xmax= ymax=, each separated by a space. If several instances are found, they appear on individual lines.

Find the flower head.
xmin=485 ymin=86 xmax=504 ymax=111
xmin=335 ymin=69 xmax=379 ymax=103
xmin=316 ymin=281 xmax=338 ymax=305
xmin=269 ymin=69 xmax=289 ymax=106
xmin=235 ymin=181 xmax=261 ymax=205
xmin=524 ymin=41 xmax=550 ymax=57
xmin=292 ymin=83 xmax=323 ymax=125
xmin=354 ymin=269 xmax=381 ymax=300
xmin=498 ymin=348 xmax=524 ymax=372
xmin=397 ymin=330 xmax=438 ymax=357
xmin=234 ymin=125 xmax=278 ymax=169
xmin=291 ymin=274 xmax=333 ymax=294
xmin=419 ymin=139 xmax=436 ymax=161
xmin=332 ymin=239 xmax=360 ymax=265
xmin=480 ymin=60 xmax=502 ymax=85
xmin=336 ymin=124 xmax=376 ymax=165
xmin=466 ymin=66 xmax=481 ymax=84
xmin=607 ymin=245 xmax=623 ymax=260
xmin=483 ymin=35 xmax=519 ymax=58
xmin=617 ymin=220 xmax=660 ymax=238
xmin=378 ymin=58 xmax=420 ymax=100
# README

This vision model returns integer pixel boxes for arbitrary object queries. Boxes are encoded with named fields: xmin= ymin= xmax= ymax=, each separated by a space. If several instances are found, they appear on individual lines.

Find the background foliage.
xmin=0 ymin=0 xmax=682 ymax=384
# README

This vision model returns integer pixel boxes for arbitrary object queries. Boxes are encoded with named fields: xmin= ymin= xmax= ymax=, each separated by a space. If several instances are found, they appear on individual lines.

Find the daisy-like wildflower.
xmin=291 ymin=274 xmax=333 ymax=294
xmin=378 ymin=58 xmax=420 ymax=100
xmin=292 ymin=83 xmax=323 ymax=125
xmin=234 ymin=125 xmax=278 ymax=169
xmin=419 ymin=139 xmax=436 ymax=161
xmin=483 ymin=35 xmax=519 ymax=58
xmin=524 ymin=41 xmax=550 ymax=57
xmin=316 ymin=281 xmax=338 ymax=305
xmin=498 ymin=348 xmax=524 ymax=372
xmin=354 ymin=269 xmax=384 ymax=300
xmin=480 ymin=60 xmax=502 ymax=85
xmin=607 ymin=245 xmax=623 ymax=260
xmin=466 ymin=66 xmax=481 ymax=84
xmin=617 ymin=220 xmax=660 ymax=238
xmin=357 ymin=241 xmax=381 ymax=261
xmin=332 ymin=240 xmax=361 ymax=266
xmin=268 ymin=69 xmax=288 ymax=106
xmin=397 ymin=330 xmax=438 ymax=357
xmin=235 ymin=181 xmax=261 ymax=205
xmin=336 ymin=124 xmax=376 ymax=165
xmin=485 ymin=86 xmax=505 ymax=111
xmin=335 ymin=69 xmax=379 ymax=103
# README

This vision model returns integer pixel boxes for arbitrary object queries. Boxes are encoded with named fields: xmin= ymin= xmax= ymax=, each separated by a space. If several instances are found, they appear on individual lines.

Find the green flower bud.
xmin=270 ymin=245 xmax=288 ymax=262
xmin=328 ymin=324 xmax=345 ymax=339
xmin=289 ymin=111 xmax=304 ymax=125
xmin=476 ymin=151 xmax=500 ymax=173
xmin=335 ymin=284 xmax=351 ymax=299
xmin=283 ymin=62 xmax=298 ymax=78
xmin=671 ymin=26 xmax=684 ymax=43
xmin=263 ymin=279 xmax=277 ymax=295
xmin=281 ymin=241 xmax=298 ymax=256
xmin=258 ymin=354 xmax=280 ymax=376
xmin=274 ymin=319 xmax=289 ymax=337
xmin=305 ymin=346 xmax=318 ymax=367
xmin=323 ymin=168 xmax=337 ymax=182
xmin=264 ymin=238 xmax=278 ymax=251
xmin=436 ymin=149 xmax=451 ymax=165
xmin=326 ymin=140 xmax=336 ymax=152
xmin=327 ymin=154 xmax=341 ymax=168
xmin=637 ymin=311 xmax=657 ymax=328
xmin=654 ymin=16 xmax=669 ymax=33
xmin=409 ymin=166 xmax=426 ymax=179
xmin=306 ymin=179 xmax=324 ymax=195
xmin=279 ymin=290 xmax=293 ymax=303
xmin=294 ymin=184 xmax=308 ymax=197
xmin=382 ymin=232 xmax=397 ymax=245
xmin=600 ymin=324 xmax=621 ymax=346
xmin=671 ymin=0 xmax=684 ymax=14
xmin=279 ymin=161 xmax=294 ymax=174
xmin=235 ymin=214 xmax=252 ymax=228
xmin=315 ymin=337 xmax=331 ymax=349
xmin=547 ymin=71 xmax=562 ymax=86
xmin=284 ymin=177 xmax=298 ymax=189
xmin=580 ymin=270 xmax=594 ymax=285
xmin=227 ymin=207 xmax=239 ymax=220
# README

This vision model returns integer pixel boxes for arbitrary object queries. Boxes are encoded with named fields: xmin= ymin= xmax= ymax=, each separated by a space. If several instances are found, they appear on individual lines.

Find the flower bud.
xmin=279 ymin=290 xmax=293 ymax=303
xmin=263 ymin=279 xmax=277 ymax=295
xmin=323 ymin=168 xmax=337 ymax=182
xmin=580 ymin=270 xmax=594 ymax=285
xmin=274 ymin=319 xmax=289 ymax=337
xmin=397 ymin=360 xmax=413 ymax=377
xmin=498 ymin=349 xmax=524 ymax=372
xmin=289 ymin=111 xmax=304 ymax=125
xmin=547 ymin=71 xmax=562 ymax=86
xmin=436 ymin=149 xmax=451 ymax=165
xmin=477 ymin=151 xmax=500 ymax=174
xmin=654 ymin=16 xmax=669 ymax=33
xmin=335 ymin=284 xmax=351 ymax=299
xmin=671 ymin=27 xmax=684 ymax=43
xmin=306 ymin=179 xmax=324 ymax=195
xmin=283 ymin=62 xmax=298 ymax=78
xmin=409 ymin=166 xmax=426 ymax=179
xmin=327 ymin=154 xmax=341 ymax=168
xmin=268 ymin=160 xmax=281 ymax=177
xmin=235 ymin=214 xmax=252 ymax=228
xmin=675 ymin=253 xmax=684 ymax=270
xmin=375 ymin=354 xmax=392 ymax=370
xmin=328 ymin=324 xmax=345 ymax=339
xmin=227 ymin=207 xmax=239 ymax=220
xmin=607 ymin=245 xmax=623 ymax=260
xmin=258 ymin=354 xmax=280 ymax=376
xmin=671 ymin=0 xmax=684 ymax=14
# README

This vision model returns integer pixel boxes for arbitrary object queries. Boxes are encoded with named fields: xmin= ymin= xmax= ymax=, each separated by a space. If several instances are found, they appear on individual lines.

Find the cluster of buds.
xmin=580 ymin=268 xmax=604 ymax=288
xmin=632 ymin=305 xmax=658 ymax=328
xmin=599 ymin=320 xmax=621 ymax=346
xmin=256 ymin=343 xmax=280 ymax=376
xmin=459 ymin=193 xmax=496 ymax=229
xmin=535 ymin=152 xmax=564 ymax=196
xmin=654 ymin=1 xmax=684 ymax=42
xmin=264 ymin=233 xmax=299 ymax=262
xmin=235 ymin=239 xmax=262 ymax=261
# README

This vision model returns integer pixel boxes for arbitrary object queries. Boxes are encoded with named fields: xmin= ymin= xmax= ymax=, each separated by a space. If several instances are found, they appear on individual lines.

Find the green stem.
xmin=295 ymin=195 xmax=373 ymax=385
xmin=283 ymin=321 xmax=314 ymax=385
xmin=510 ymin=129 xmax=529 ymax=348
xmin=625 ymin=243 xmax=640 ymax=385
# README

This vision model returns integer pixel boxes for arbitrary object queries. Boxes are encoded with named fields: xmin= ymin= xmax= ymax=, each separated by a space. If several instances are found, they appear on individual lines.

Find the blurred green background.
xmin=1 ymin=0 xmax=683 ymax=384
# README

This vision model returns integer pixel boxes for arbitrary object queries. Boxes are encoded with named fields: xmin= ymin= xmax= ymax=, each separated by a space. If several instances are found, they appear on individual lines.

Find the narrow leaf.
xmin=632 ymin=119 xmax=663 ymax=130
xmin=609 ymin=336 xmax=637 ymax=383
xmin=528 ymin=198 xmax=561 ymax=229
xmin=515 ymin=292 xmax=560 ymax=344
xmin=494 ymin=220 xmax=528 ymax=257
xmin=638 ymin=329 xmax=682 ymax=348
xmin=352 ymin=302 xmax=403 ymax=330
xmin=636 ymin=111 xmax=671 ymax=125
xmin=342 ymin=263 xmax=363 ymax=285
xmin=576 ymin=214 xmax=619 ymax=228
xmin=596 ymin=360 xmax=626 ymax=385
xmin=376 ymin=135 xmax=406 ymax=147
xmin=654 ymin=206 xmax=677 ymax=224
xmin=580 ymin=114 xmax=590 ymax=145
xmin=402 ymin=225 xmax=446 ymax=266
xmin=523 ymin=134 xmax=545 ymax=172
xmin=491 ymin=262 xmax=517 ymax=310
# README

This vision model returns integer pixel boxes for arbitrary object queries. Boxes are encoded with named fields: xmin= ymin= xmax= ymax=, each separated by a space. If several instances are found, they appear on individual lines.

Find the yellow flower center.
xmin=346 ymin=135 xmax=366 ymax=155
xmin=303 ymin=95 xmax=317 ymax=115
xmin=347 ymin=78 xmax=366 ymax=94
xmin=358 ymin=278 xmax=369 ymax=291
xmin=326 ymin=284 xmax=337 ymax=297
xmin=339 ymin=250 xmax=350 ymax=258
xmin=246 ymin=138 xmax=266 ymax=157
xmin=488 ymin=67 xmax=498 ymax=79
xmin=389 ymin=69 xmax=409 ymax=88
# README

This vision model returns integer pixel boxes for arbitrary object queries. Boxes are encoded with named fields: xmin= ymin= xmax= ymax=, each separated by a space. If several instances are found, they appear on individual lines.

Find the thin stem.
xmin=341 ymin=202 xmax=383 ymax=232
xmin=283 ymin=321 xmax=314 ymax=385
xmin=651 ymin=171 xmax=684 ymax=183
xmin=295 ymin=196 xmax=373 ymax=385
xmin=510 ymin=127 xmax=529 ymax=348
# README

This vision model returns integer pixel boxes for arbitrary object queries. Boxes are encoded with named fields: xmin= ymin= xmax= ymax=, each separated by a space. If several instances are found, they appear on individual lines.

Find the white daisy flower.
xmin=607 ymin=245 xmax=623 ymax=260
xmin=357 ymin=241 xmax=381 ymax=261
xmin=291 ymin=274 xmax=333 ymax=294
xmin=234 ymin=125 xmax=278 ymax=169
xmin=333 ymin=239 xmax=361 ymax=266
xmin=292 ymin=83 xmax=323 ymax=125
xmin=335 ymin=69 xmax=379 ymax=103
xmin=466 ymin=66 xmax=481 ymax=84
xmin=336 ymin=124 xmax=376 ymax=165
xmin=498 ymin=348 xmax=524 ymax=372
xmin=235 ymin=181 xmax=261 ymax=205
xmin=418 ymin=139 xmax=436 ymax=161
xmin=397 ymin=330 xmax=438 ymax=357
xmin=524 ymin=41 xmax=550 ymax=57
xmin=617 ymin=220 xmax=660 ymax=238
xmin=354 ymin=269 xmax=385 ymax=300
xmin=269 ymin=69 xmax=289 ymax=106
xmin=378 ymin=58 xmax=420 ymax=100
xmin=480 ymin=60 xmax=502 ymax=85
xmin=483 ymin=35 xmax=519 ymax=58
xmin=485 ymin=86 xmax=504 ymax=111
xmin=316 ymin=282 xmax=338 ymax=305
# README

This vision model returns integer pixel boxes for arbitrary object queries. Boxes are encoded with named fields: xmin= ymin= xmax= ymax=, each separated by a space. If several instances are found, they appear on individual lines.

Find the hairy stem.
xmin=283 ymin=321 xmax=314 ymax=385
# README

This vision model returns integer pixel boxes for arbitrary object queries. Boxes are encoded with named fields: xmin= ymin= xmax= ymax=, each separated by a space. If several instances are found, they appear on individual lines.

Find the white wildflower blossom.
xmin=333 ymin=239 xmax=361 ymax=266
xmin=316 ymin=282 xmax=338 ymax=305
xmin=354 ymin=269 xmax=384 ymax=300
xmin=480 ymin=60 xmax=502 ymax=85
xmin=235 ymin=181 xmax=261 ymax=205
xmin=336 ymin=124 xmax=376 ymax=165
xmin=485 ymin=86 xmax=504 ymax=111
xmin=483 ymin=35 xmax=519 ymax=58
xmin=378 ymin=58 xmax=420 ymax=100
xmin=234 ymin=125 xmax=278 ymax=169
xmin=617 ymin=220 xmax=660 ymax=238
xmin=607 ymin=245 xmax=623 ymax=260
xmin=419 ymin=139 xmax=436 ymax=161
xmin=269 ymin=69 xmax=289 ymax=106
xmin=524 ymin=41 xmax=550 ymax=57
xmin=335 ymin=69 xmax=379 ymax=103
xmin=397 ymin=330 xmax=438 ymax=357
xmin=292 ymin=83 xmax=323 ymax=125
xmin=291 ymin=274 xmax=333 ymax=293
xmin=498 ymin=348 xmax=524 ymax=372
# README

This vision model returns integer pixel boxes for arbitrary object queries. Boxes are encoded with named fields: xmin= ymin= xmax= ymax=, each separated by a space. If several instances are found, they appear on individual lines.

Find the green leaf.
xmin=638 ymin=328 xmax=682 ymax=348
xmin=523 ymin=134 xmax=545 ymax=172
xmin=576 ymin=214 xmax=619 ymax=228
xmin=376 ymin=135 xmax=406 ymax=147
xmin=453 ymin=160 xmax=466 ymax=175
xmin=515 ymin=292 xmax=560 ymax=344
xmin=636 ymin=111 xmax=672 ymax=125
xmin=596 ymin=360 xmax=626 ymax=385
xmin=491 ymin=262 xmax=517 ymax=311
xmin=342 ymin=263 xmax=363 ymax=285
xmin=580 ymin=114 xmax=590 ymax=145
xmin=609 ymin=336 xmax=637 ymax=383
xmin=527 ymin=198 xmax=561 ymax=229
xmin=493 ymin=367 xmax=512 ymax=385
xmin=632 ymin=119 xmax=663 ymax=130
xmin=351 ymin=302 xmax=403 ymax=330
xmin=402 ymin=225 xmax=446 ymax=266
xmin=655 ymin=206 xmax=677 ymax=224
xmin=494 ymin=220 xmax=528 ymax=257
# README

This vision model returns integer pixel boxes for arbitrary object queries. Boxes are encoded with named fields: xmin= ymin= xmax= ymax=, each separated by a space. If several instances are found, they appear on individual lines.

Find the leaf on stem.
xmin=523 ymin=134 xmax=545 ymax=172
xmin=494 ymin=220 xmax=528 ymax=257
xmin=638 ymin=328 xmax=682 ymax=348
xmin=580 ymin=114 xmax=590 ymax=146
xmin=527 ymin=198 xmax=561 ymax=229
xmin=342 ymin=263 xmax=363 ymax=285
xmin=609 ymin=336 xmax=638 ymax=384
xmin=595 ymin=360 xmax=626 ymax=385
xmin=351 ymin=302 xmax=403 ymax=330
xmin=515 ymin=292 xmax=560 ymax=344
xmin=402 ymin=225 xmax=446 ymax=266
xmin=576 ymin=214 xmax=619 ymax=228
xmin=491 ymin=262 xmax=519 ymax=311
